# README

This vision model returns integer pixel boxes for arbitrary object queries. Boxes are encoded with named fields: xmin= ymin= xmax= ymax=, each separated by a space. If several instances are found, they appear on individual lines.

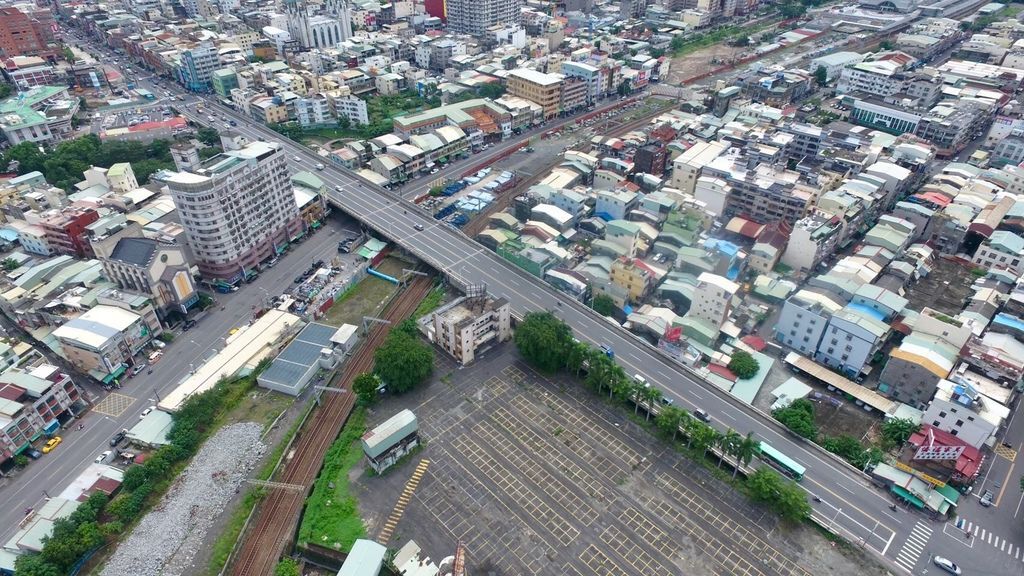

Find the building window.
xmin=938 ymin=411 xmax=946 ymax=418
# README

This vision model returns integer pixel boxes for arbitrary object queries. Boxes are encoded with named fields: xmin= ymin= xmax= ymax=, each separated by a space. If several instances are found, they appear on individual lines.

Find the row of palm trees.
xmin=566 ymin=341 xmax=761 ymax=478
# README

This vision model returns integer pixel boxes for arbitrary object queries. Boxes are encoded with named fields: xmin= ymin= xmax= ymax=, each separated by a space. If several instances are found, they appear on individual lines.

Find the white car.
xmin=293 ymin=156 xmax=302 ymax=162
xmin=94 ymin=450 xmax=113 ymax=464
xmin=335 ymin=185 xmax=343 ymax=192
xmin=139 ymin=406 xmax=156 ymax=419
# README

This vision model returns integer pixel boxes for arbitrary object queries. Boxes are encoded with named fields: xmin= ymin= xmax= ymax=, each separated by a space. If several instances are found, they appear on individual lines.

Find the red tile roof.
xmin=741 ymin=335 xmax=767 ymax=351
xmin=0 ymin=383 xmax=25 ymax=401
xmin=708 ymin=364 xmax=737 ymax=382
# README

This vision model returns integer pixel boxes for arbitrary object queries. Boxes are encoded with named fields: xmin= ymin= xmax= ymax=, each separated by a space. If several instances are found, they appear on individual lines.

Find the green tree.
xmin=513 ymin=312 xmax=574 ymax=373
xmin=591 ymin=293 xmax=616 ymax=316
xmin=62 ymin=46 xmax=76 ymax=63
xmin=879 ymin=39 xmax=894 ymax=50
xmin=584 ymin=350 xmax=617 ymax=397
xmin=565 ymin=341 xmax=589 ymax=376
xmin=670 ymin=35 xmax=685 ymax=54
xmin=779 ymin=2 xmax=807 ymax=18
xmin=477 ymin=83 xmax=506 ymax=99
xmin=728 ymin=350 xmax=760 ymax=379
xmin=772 ymin=398 xmax=817 ymax=440
xmin=823 ymin=435 xmax=870 ymax=469
xmin=747 ymin=467 xmax=783 ymax=502
xmin=691 ymin=422 xmax=720 ymax=458
xmin=3 ymin=141 xmax=48 ymax=173
xmin=0 ymin=82 xmax=11 ymax=99
xmin=734 ymin=432 xmax=759 ymax=479
xmin=373 ymin=324 xmax=434 ymax=394
xmin=196 ymin=126 xmax=221 ymax=146
xmin=352 ymin=372 xmax=379 ymax=405
xmin=642 ymin=386 xmax=661 ymax=421
xmin=13 ymin=453 xmax=29 ymax=467
xmin=121 ymin=464 xmax=150 ymax=491
xmin=14 ymin=553 xmax=62 ymax=576
xmin=656 ymin=405 xmax=685 ymax=441
xmin=775 ymin=481 xmax=812 ymax=523
xmin=814 ymin=65 xmax=828 ymax=87
xmin=719 ymin=428 xmax=741 ymax=469
xmin=275 ymin=558 xmax=300 ymax=576
xmin=617 ymin=79 xmax=632 ymax=97
xmin=880 ymin=417 xmax=919 ymax=448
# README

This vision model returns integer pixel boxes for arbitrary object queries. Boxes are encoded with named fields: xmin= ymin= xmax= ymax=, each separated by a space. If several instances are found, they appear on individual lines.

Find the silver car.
xmin=932 ymin=556 xmax=961 ymax=575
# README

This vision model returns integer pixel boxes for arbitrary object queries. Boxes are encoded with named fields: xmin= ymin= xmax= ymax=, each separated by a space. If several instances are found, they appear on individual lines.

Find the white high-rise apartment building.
xmin=446 ymin=0 xmax=522 ymax=37
xmin=158 ymin=142 xmax=302 ymax=283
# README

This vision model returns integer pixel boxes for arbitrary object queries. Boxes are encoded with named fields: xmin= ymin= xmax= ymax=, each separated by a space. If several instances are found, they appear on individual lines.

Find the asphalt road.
xmin=0 ymin=215 xmax=354 ymax=547
xmin=178 ymin=94 xmax=917 ymax=565
xmin=57 ymin=37 xmax=1024 ymax=575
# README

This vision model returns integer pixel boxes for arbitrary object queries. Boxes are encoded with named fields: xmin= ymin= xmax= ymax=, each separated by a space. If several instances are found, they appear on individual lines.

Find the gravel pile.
xmin=101 ymin=422 xmax=266 ymax=576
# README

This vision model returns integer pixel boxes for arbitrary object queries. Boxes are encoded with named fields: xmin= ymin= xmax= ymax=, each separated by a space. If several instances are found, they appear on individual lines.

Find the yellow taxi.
xmin=41 ymin=436 xmax=62 ymax=454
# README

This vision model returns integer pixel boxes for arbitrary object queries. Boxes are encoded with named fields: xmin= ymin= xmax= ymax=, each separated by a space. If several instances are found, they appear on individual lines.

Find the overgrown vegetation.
xmin=591 ymin=293 xmax=616 ymax=317
xmin=773 ymin=398 xmax=894 ymax=470
xmin=16 ymin=368 xmax=264 ymax=576
xmin=297 ymin=409 xmax=367 ymax=550
xmin=514 ymin=311 xmax=576 ymax=373
xmin=271 ymin=90 xmax=440 ymax=143
xmin=773 ymin=398 xmax=818 ymax=440
xmin=669 ymin=18 xmax=781 ymax=57
xmin=515 ymin=312 xmax=811 ymax=524
xmin=412 ymin=285 xmax=444 ymax=320
xmin=1 ymin=134 xmax=176 ymax=191
xmin=373 ymin=319 xmax=434 ymax=394
xmin=275 ymin=558 xmax=300 ymax=576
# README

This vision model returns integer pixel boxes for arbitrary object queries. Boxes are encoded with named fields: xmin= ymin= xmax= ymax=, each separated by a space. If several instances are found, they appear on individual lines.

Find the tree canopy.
xmin=373 ymin=320 xmax=434 ymax=394
xmin=513 ymin=312 xmax=575 ymax=372
xmin=814 ymin=65 xmax=828 ymax=86
xmin=591 ymin=294 xmax=616 ymax=317
xmin=0 ymin=134 xmax=176 ymax=192
xmin=772 ymin=398 xmax=817 ymax=440
xmin=746 ymin=468 xmax=810 ymax=523
xmin=880 ymin=417 xmax=919 ymax=448
xmin=728 ymin=350 xmax=760 ymax=380
xmin=352 ymin=372 xmax=380 ymax=405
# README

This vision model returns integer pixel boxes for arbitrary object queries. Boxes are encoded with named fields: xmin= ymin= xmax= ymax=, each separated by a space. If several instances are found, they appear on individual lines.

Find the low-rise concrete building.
xmin=361 ymin=409 xmax=419 ymax=474
xmin=426 ymin=295 xmax=511 ymax=365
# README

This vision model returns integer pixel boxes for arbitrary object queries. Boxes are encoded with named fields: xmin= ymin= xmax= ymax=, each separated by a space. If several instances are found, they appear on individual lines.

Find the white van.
xmin=315 ymin=163 xmax=325 ymax=170
xmin=634 ymin=374 xmax=647 ymax=387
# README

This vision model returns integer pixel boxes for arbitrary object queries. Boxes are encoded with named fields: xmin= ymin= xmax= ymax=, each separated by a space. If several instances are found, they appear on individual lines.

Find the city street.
xmin=0 ymin=213 xmax=356 ymax=546
xmin=33 ymin=35 xmax=1024 ymax=576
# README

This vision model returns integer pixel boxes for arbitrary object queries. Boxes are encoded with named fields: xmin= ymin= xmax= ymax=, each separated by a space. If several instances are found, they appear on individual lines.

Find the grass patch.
xmin=671 ymin=19 xmax=781 ymax=57
xmin=221 ymin=388 xmax=294 ymax=430
xmin=297 ymin=409 xmax=367 ymax=551
xmin=412 ymin=285 xmax=444 ymax=320
xmin=322 ymin=258 xmax=407 ymax=327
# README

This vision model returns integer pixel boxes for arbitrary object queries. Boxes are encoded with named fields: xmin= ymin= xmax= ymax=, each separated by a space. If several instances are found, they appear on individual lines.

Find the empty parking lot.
xmin=354 ymin=344 xmax=885 ymax=575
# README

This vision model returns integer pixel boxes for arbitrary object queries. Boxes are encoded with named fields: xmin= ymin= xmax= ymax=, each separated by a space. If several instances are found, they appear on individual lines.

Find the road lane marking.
xmin=994 ymin=441 xmax=1020 ymax=508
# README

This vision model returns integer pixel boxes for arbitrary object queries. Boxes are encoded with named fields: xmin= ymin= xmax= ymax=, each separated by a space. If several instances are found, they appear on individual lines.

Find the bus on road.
xmin=758 ymin=441 xmax=805 ymax=481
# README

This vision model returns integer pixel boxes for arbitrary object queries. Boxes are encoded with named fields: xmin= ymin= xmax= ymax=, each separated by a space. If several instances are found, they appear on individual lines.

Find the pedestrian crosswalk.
xmin=895 ymin=521 xmax=932 ymax=573
xmin=958 ymin=519 xmax=1024 ymax=562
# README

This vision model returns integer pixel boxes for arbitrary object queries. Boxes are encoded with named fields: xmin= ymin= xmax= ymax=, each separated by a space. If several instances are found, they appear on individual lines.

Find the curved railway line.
xmin=229 ymin=274 xmax=433 ymax=576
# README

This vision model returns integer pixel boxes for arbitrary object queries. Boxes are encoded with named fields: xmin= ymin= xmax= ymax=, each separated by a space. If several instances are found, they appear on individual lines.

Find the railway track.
xmin=229 ymin=275 xmax=433 ymax=576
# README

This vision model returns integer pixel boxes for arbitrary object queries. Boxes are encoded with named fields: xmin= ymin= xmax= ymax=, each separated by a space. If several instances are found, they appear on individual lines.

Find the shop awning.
xmin=102 ymin=364 xmax=127 ymax=384
xmin=892 ymin=485 xmax=925 ymax=509
xmin=311 ymin=220 xmax=322 ymax=229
